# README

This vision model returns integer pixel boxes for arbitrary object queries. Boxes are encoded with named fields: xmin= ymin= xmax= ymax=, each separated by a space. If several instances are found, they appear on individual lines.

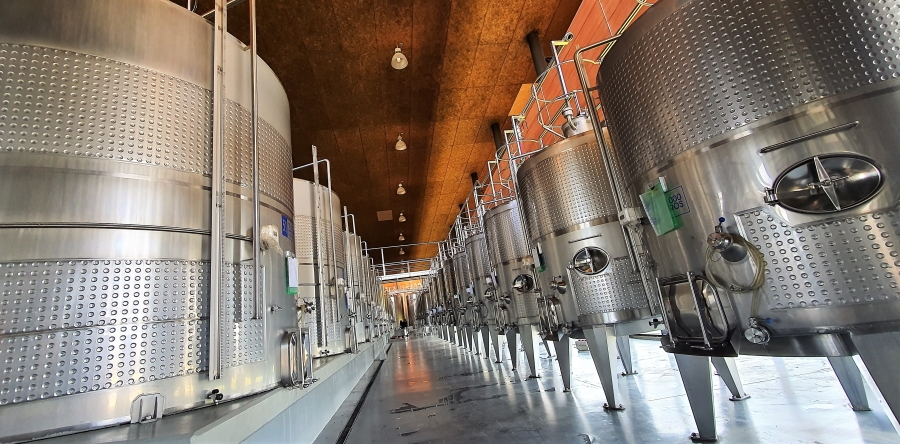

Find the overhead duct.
xmin=491 ymin=122 xmax=505 ymax=153
xmin=526 ymin=30 xmax=548 ymax=77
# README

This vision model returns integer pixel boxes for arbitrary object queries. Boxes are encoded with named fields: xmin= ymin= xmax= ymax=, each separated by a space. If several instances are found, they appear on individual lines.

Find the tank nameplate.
xmin=569 ymin=256 xmax=648 ymax=315
xmin=738 ymin=207 xmax=900 ymax=310
xmin=602 ymin=0 xmax=900 ymax=178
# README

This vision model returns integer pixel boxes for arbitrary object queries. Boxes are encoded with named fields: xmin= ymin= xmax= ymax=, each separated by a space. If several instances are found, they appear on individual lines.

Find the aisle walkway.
xmin=344 ymin=334 xmax=899 ymax=443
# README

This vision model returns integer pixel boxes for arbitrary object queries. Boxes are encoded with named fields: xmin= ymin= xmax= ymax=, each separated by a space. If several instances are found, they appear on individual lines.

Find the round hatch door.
xmin=771 ymin=154 xmax=882 ymax=213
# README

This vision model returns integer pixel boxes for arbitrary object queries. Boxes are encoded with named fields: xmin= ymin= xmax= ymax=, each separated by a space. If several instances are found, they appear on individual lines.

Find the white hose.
xmin=705 ymin=234 xmax=766 ymax=292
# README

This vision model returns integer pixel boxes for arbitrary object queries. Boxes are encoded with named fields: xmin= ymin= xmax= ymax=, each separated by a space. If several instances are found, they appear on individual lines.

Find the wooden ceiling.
xmin=175 ymin=0 xmax=580 ymax=264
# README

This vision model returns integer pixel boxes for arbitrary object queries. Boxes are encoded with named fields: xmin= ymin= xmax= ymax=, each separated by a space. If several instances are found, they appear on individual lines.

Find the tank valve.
xmin=707 ymin=217 xmax=749 ymax=263
xmin=206 ymin=389 xmax=224 ymax=404
xmin=706 ymin=217 xmax=733 ymax=251
xmin=649 ymin=318 xmax=663 ymax=328
xmin=549 ymin=276 xmax=567 ymax=294
xmin=744 ymin=318 xmax=771 ymax=345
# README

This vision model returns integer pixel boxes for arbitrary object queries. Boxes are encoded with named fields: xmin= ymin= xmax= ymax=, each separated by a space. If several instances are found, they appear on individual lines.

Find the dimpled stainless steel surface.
xmin=482 ymin=201 xmax=540 ymax=324
xmin=517 ymin=131 xmax=652 ymax=327
xmin=599 ymin=0 xmax=900 ymax=340
xmin=441 ymin=259 xmax=458 ymax=321
xmin=600 ymin=0 xmax=900 ymax=177
xmin=225 ymin=101 xmax=293 ymax=208
xmin=292 ymin=179 xmax=345 ymax=355
xmin=485 ymin=202 xmax=529 ymax=265
xmin=465 ymin=234 xmax=496 ymax=325
xmin=0 ymin=0 xmax=296 ymax=439
xmin=0 ymin=43 xmax=212 ymax=172
xmin=516 ymin=132 xmax=617 ymax=241
xmin=221 ymin=263 xmax=265 ymax=368
xmin=570 ymin=257 xmax=646 ymax=316
xmin=465 ymin=235 xmax=491 ymax=280
xmin=452 ymin=253 xmax=470 ymax=299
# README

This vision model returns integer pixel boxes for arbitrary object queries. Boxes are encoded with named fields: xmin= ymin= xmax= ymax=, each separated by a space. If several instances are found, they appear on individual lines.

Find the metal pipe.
xmin=311 ymin=146 xmax=328 ymax=349
xmin=324 ymin=160 xmax=338 ymax=327
xmin=343 ymin=207 xmax=355 ymax=325
xmin=250 ymin=0 xmax=262 ymax=320
xmin=573 ymin=35 xmax=639 ymax=274
xmin=201 ymin=0 xmax=247 ymax=20
xmin=380 ymin=247 xmax=387 ymax=276
xmin=526 ymin=30 xmax=548 ymax=77
xmin=550 ymin=43 xmax=573 ymax=115
xmin=507 ymin=116 xmax=542 ymax=296
xmin=367 ymin=241 xmax=441 ymax=250
xmin=491 ymin=122 xmax=505 ymax=157
xmin=292 ymin=156 xmax=339 ymax=329
xmin=208 ymin=0 xmax=227 ymax=381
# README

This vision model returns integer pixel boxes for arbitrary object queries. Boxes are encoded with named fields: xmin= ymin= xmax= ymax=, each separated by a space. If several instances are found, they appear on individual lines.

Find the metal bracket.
xmin=618 ymin=206 xmax=644 ymax=227
xmin=130 ymin=393 xmax=165 ymax=424
xmin=763 ymin=187 xmax=778 ymax=205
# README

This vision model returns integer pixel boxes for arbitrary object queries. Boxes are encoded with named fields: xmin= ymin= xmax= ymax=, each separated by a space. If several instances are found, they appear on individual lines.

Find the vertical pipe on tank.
xmin=312 ymin=146 xmax=328 ymax=349
xmin=322 ymin=160 xmax=338 ymax=326
xmin=250 ymin=0 xmax=262 ymax=320
xmin=574 ymin=36 xmax=660 ymax=312
xmin=526 ymin=31 xmax=548 ymax=77
xmin=209 ymin=0 xmax=227 ymax=381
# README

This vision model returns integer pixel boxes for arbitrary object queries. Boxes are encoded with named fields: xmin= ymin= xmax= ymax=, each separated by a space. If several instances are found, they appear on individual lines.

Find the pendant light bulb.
xmin=397 ymin=183 xmax=406 ymax=195
xmin=399 ymin=248 xmax=405 ymax=255
xmin=398 ymin=211 xmax=406 ymax=222
xmin=395 ymin=133 xmax=407 ymax=151
xmin=391 ymin=44 xmax=408 ymax=70
xmin=399 ymin=233 xmax=405 ymax=241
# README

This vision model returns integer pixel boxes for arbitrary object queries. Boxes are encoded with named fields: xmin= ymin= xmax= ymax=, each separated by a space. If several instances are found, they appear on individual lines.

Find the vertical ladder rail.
xmin=208 ymin=0 xmax=227 ymax=381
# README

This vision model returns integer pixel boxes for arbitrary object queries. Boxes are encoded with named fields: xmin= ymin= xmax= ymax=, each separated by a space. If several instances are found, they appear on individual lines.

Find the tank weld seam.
xmin=533 ymin=215 xmax=619 ymax=243
xmin=640 ymin=82 xmax=900 ymax=179
xmin=0 ymin=317 xmax=210 ymax=339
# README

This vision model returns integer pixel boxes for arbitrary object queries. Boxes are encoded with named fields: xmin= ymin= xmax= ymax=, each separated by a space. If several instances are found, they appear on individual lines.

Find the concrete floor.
xmin=344 ymin=332 xmax=900 ymax=443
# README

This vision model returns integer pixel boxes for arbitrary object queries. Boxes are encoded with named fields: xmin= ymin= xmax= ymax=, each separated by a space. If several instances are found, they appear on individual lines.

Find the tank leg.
xmin=506 ymin=329 xmax=518 ymax=371
xmin=480 ymin=327 xmax=490 ymax=358
xmin=674 ymin=354 xmax=717 ymax=442
xmin=469 ymin=326 xmax=478 ymax=353
xmin=520 ymin=324 xmax=539 ymax=378
xmin=553 ymin=335 xmax=572 ymax=392
xmin=710 ymin=357 xmax=750 ymax=401
xmin=853 ymin=331 xmax=900 ymax=424
xmin=490 ymin=327 xmax=501 ymax=363
xmin=827 ymin=356 xmax=870 ymax=411
xmin=584 ymin=326 xmax=624 ymax=410
xmin=542 ymin=338 xmax=554 ymax=358
xmin=616 ymin=334 xmax=637 ymax=376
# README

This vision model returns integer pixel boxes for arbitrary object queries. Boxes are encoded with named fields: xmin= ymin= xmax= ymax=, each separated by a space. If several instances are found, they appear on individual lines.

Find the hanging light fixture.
xmin=395 ymin=133 xmax=407 ymax=151
xmin=397 ymin=183 xmax=406 ymax=195
xmin=398 ymin=211 xmax=406 ymax=222
xmin=399 ymin=248 xmax=406 ymax=255
xmin=391 ymin=43 xmax=408 ymax=70
xmin=399 ymin=233 xmax=405 ymax=241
